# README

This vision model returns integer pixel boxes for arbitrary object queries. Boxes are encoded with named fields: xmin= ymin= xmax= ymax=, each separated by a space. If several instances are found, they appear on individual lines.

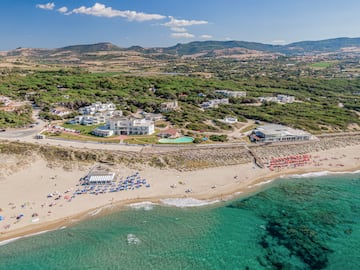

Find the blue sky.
xmin=1 ymin=0 xmax=360 ymax=50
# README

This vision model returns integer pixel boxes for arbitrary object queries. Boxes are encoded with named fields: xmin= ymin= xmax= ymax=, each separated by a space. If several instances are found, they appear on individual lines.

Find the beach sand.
xmin=1 ymin=144 xmax=360 ymax=242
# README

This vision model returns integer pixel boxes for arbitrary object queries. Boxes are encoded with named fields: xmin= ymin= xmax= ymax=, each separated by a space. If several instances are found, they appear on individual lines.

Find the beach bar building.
xmin=82 ymin=171 xmax=116 ymax=185
xmin=250 ymin=124 xmax=311 ymax=143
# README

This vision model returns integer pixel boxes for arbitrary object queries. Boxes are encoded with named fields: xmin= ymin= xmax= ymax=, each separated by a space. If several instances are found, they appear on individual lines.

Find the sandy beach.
xmin=1 ymin=142 xmax=360 ymax=242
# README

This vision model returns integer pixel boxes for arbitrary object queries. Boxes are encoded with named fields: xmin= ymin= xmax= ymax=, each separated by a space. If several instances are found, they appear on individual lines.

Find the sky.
xmin=1 ymin=0 xmax=360 ymax=50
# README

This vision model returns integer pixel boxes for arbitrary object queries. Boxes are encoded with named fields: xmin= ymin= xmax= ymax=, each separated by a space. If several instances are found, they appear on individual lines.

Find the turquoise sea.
xmin=1 ymin=172 xmax=360 ymax=269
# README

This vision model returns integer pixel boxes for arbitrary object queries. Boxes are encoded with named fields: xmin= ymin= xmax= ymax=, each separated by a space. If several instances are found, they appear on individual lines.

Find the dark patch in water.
xmin=227 ymin=178 xmax=358 ymax=269
xmin=260 ymin=220 xmax=332 ymax=269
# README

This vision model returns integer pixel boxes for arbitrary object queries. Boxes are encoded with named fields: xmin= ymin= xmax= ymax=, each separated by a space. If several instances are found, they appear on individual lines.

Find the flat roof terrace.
xmin=251 ymin=124 xmax=312 ymax=143
xmin=255 ymin=124 xmax=311 ymax=137
xmin=83 ymin=171 xmax=116 ymax=185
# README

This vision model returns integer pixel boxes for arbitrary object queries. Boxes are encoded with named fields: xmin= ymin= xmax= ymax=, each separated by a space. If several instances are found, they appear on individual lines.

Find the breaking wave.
xmin=160 ymin=198 xmax=220 ymax=208
xmin=128 ymin=202 xmax=157 ymax=211
xmin=289 ymin=170 xmax=360 ymax=179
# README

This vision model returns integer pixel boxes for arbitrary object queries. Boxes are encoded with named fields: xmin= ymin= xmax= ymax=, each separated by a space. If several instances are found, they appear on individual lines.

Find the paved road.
xmin=0 ymin=109 xmax=46 ymax=139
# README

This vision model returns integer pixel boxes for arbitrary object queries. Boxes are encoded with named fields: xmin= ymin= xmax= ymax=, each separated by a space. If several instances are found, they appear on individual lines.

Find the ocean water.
xmin=1 ymin=173 xmax=360 ymax=270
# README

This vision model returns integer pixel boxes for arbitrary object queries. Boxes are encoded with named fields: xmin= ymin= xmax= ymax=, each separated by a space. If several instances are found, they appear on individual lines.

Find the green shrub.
xmin=193 ymin=138 xmax=203 ymax=144
xmin=209 ymin=134 xmax=228 ymax=142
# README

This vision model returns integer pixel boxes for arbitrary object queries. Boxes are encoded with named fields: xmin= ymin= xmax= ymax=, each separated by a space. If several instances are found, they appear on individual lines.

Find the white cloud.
xmin=170 ymin=27 xmax=187 ymax=33
xmin=70 ymin=3 xmax=165 ymax=22
xmin=200 ymin=35 xmax=213 ymax=39
xmin=36 ymin=2 xmax=55 ymax=10
xmin=58 ymin=6 xmax=68 ymax=14
xmin=171 ymin=32 xmax=195 ymax=39
xmin=164 ymin=16 xmax=208 ymax=39
xmin=163 ymin=16 xmax=208 ymax=28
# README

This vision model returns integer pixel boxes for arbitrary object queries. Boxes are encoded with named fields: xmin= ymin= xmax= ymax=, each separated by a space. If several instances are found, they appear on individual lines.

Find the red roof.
xmin=158 ymin=128 xmax=178 ymax=136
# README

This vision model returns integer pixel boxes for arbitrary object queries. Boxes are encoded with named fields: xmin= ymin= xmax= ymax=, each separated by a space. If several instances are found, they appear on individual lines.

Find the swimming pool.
xmin=158 ymin=136 xmax=194 ymax=144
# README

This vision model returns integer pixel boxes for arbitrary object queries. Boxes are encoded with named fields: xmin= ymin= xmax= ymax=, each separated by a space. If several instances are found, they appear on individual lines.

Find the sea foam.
xmin=0 ymin=237 xmax=21 ymax=247
xmin=253 ymin=179 xmax=274 ymax=187
xmin=288 ymin=171 xmax=332 ymax=178
xmin=0 ymin=230 xmax=51 ymax=247
xmin=89 ymin=208 xmax=103 ymax=216
xmin=247 ymin=179 xmax=274 ymax=189
xmin=289 ymin=170 xmax=360 ymax=179
xmin=128 ymin=202 xmax=157 ymax=211
xmin=160 ymin=198 xmax=219 ymax=208
xmin=127 ymin=234 xmax=141 ymax=245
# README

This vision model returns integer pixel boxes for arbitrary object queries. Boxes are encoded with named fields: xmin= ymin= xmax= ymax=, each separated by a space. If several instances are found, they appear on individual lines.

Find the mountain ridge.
xmin=2 ymin=37 xmax=360 ymax=58
xmin=159 ymin=37 xmax=360 ymax=56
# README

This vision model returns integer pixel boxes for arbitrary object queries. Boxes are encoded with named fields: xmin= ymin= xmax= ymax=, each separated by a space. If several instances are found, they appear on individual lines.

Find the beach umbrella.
xmin=0 ymin=216 xmax=3 ymax=221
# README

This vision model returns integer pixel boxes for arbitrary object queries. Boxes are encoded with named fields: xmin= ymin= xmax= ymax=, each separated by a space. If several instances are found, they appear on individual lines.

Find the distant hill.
xmin=2 ymin=37 xmax=360 ymax=60
xmin=56 ymin=42 xmax=122 ymax=53
xmin=160 ymin=40 xmax=282 ymax=56
xmin=283 ymin=37 xmax=360 ymax=54
xmin=155 ymin=37 xmax=360 ymax=56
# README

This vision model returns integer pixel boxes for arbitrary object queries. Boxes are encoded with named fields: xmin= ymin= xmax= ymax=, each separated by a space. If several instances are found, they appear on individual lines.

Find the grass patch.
xmin=45 ymin=132 xmax=121 ymax=143
xmin=241 ymin=124 xmax=258 ymax=133
xmin=61 ymin=123 xmax=102 ymax=135
xmin=155 ymin=121 xmax=168 ymax=128
xmin=310 ymin=62 xmax=334 ymax=68
xmin=123 ymin=135 xmax=159 ymax=144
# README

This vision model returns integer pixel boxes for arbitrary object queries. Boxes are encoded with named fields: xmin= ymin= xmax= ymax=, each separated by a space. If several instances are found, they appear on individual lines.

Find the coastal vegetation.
xmin=0 ymin=104 xmax=33 ymax=128
xmin=0 ymin=68 xmax=359 ymax=133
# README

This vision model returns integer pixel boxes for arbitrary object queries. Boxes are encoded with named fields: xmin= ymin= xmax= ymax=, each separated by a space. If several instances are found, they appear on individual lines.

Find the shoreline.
xmin=2 ymin=166 xmax=360 ymax=246
xmin=1 ymin=168 xmax=360 ymax=245
xmin=1 ymin=143 xmax=360 ymax=243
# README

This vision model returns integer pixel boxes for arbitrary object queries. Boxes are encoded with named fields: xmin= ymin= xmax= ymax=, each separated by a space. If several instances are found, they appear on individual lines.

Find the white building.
xmin=222 ymin=116 xmax=238 ymax=124
xmin=141 ymin=112 xmax=165 ymax=121
xmin=107 ymin=117 xmax=155 ymax=135
xmin=78 ymin=102 xmax=116 ymax=115
xmin=50 ymin=107 xmax=72 ymax=117
xmin=0 ymin=95 xmax=11 ymax=106
xmin=92 ymin=126 xmax=114 ymax=137
xmin=258 ymin=97 xmax=278 ymax=103
xmin=201 ymin=98 xmax=229 ymax=109
xmin=69 ymin=110 xmax=122 ymax=125
xmin=258 ymin=95 xmax=295 ymax=104
xmin=250 ymin=124 xmax=311 ymax=143
xmin=276 ymin=95 xmax=295 ymax=103
xmin=160 ymin=100 xmax=178 ymax=112
xmin=215 ymin=90 xmax=246 ymax=98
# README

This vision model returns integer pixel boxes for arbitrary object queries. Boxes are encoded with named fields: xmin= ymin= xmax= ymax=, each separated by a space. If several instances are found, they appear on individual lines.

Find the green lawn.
xmin=61 ymin=123 xmax=102 ymax=135
xmin=44 ymin=131 xmax=121 ymax=143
